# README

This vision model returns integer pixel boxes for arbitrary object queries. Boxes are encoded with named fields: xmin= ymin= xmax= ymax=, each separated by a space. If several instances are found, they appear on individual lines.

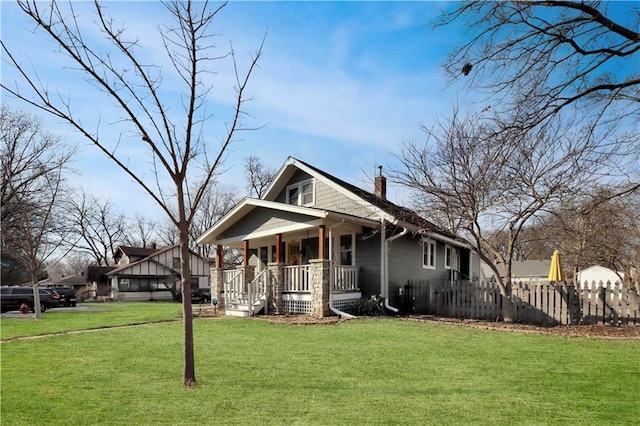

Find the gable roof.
xmin=106 ymin=245 xmax=211 ymax=276
xmin=266 ymin=157 xmax=458 ymax=239
xmin=481 ymin=259 xmax=551 ymax=280
xmin=197 ymin=198 xmax=378 ymax=245
xmin=114 ymin=246 xmax=159 ymax=261
xmin=86 ymin=266 xmax=117 ymax=283
xmin=198 ymin=156 xmax=463 ymax=246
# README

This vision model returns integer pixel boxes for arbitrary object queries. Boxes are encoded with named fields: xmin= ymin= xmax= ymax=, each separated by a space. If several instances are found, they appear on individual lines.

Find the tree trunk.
xmin=497 ymin=280 xmax=514 ymax=323
xmin=178 ymin=220 xmax=196 ymax=388
xmin=501 ymin=292 xmax=514 ymax=323
xmin=32 ymin=283 xmax=42 ymax=319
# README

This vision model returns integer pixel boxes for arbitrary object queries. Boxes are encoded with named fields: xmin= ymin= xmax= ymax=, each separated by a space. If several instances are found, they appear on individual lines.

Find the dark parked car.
xmin=1 ymin=286 xmax=61 ymax=313
xmin=50 ymin=287 xmax=77 ymax=307
xmin=191 ymin=287 xmax=211 ymax=304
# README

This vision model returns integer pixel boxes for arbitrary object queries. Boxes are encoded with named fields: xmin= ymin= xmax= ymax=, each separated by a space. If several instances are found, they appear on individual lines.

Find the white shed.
xmin=575 ymin=265 xmax=622 ymax=286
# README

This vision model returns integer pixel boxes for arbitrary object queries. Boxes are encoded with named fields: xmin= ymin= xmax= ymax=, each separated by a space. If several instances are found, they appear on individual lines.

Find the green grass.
xmin=0 ymin=302 xmax=182 ymax=340
xmin=2 ymin=310 xmax=639 ymax=425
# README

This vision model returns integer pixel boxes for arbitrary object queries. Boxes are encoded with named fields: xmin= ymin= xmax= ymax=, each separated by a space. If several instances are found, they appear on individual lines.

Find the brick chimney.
xmin=374 ymin=166 xmax=386 ymax=200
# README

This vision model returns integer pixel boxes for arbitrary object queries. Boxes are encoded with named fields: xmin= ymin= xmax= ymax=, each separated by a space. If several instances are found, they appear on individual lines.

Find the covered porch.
xmin=199 ymin=200 xmax=371 ymax=317
xmin=218 ymin=263 xmax=361 ymax=317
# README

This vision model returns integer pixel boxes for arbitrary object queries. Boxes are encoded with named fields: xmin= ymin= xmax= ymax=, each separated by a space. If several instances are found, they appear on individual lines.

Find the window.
xmin=340 ymin=234 xmax=353 ymax=265
xmin=445 ymin=245 xmax=453 ymax=270
xmin=118 ymin=278 xmax=170 ymax=292
xmin=422 ymin=240 xmax=436 ymax=269
xmin=172 ymin=257 xmax=180 ymax=270
xmin=301 ymin=181 xmax=314 ymax=205
xmin=286 ymin=179 xmax=315 ymax=206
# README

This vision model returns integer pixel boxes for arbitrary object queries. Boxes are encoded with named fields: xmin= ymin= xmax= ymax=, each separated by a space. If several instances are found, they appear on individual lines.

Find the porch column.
xmin=318 ymin=225 xmax=326 ymax=260
xmin=275 ymin=233 xmax=282 ymax=263
xmin=215 ymin=245 xmax=223 ymax=269
xmin=268 ymin=262 xmax=284 ymax=314
xmin=243 ymin=240 xmax=250 ymax=266
xmin=110 ymin=277 xmax=119 ymax=301
xmin=210 ymin=266 xmax=223 ymax=307
xmin=309 ymin=259 xmax=331 ymax=318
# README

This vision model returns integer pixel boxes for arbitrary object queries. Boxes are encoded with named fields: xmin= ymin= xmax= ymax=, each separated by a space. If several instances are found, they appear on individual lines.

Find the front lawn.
xmin=1 ymin=312 xmax=639 ymax=425
xmin=0 ymin=302 xmax=182 ymax=340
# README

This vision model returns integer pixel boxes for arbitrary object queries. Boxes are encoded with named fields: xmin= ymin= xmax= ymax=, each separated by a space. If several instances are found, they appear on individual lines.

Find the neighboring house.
xmin=86 ymin=266 xmax=117 ymax=300
xmin=38 ymin=273 xmax=88 ymax=292
xmin=197 ymin=156 xmax=479 ymax=318
xmin=576 ymin=265 xmax=623 ymax=286
xmin=105 ymin=245 xmax=211 ymax=301
xmin=481 ymin=259 xmax=551 ymax=283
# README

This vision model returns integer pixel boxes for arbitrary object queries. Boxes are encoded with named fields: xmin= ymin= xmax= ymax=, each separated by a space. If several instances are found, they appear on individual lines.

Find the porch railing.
xmin=333 ymin=265 xmax=359 ymax=292
xmin=283 ymin=265 xmax=310 ymax=292
xmin=223 ymin=270 xmax=244 ymax=306
xmin=247 ymin=268 xmax=269 ymax=315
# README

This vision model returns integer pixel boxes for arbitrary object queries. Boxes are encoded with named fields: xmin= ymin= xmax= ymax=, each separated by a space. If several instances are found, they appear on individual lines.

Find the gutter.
xmin=328 ymin=221 xmax=356 ymax=319
xmin=422 ymin=231 xmax=471 ymax=250
xmin=381 ymin=219 xmax=408 ymax=313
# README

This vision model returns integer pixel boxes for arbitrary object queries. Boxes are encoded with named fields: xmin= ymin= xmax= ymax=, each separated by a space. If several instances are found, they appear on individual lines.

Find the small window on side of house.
xmin=286 ymin=179 xmax=315 ymax=206
xmin=339 ymin=234 xmax=353 ymax=266
xmin=445 ymin=245 xmax=452 ymax=270
xmin=301 ymin=181 xmax=314 ymax=206
xmin=287 ymin=186 xmax=299 ymax=205
xmin=423 ymin=240 xmax=436 ymax=269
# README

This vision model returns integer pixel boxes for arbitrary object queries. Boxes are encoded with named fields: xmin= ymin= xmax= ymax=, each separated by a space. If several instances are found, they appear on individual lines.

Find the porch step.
xmin=226 ymin=298 xmax=266 ymax=317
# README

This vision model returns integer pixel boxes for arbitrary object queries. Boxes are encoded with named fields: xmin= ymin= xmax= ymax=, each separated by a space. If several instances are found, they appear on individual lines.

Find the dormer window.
xmin=287 ymin=179 xmax=315 ymax=206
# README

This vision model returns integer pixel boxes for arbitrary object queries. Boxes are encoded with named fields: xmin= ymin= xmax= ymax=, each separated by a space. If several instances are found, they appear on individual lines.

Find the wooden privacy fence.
xmin=403 ymin=280 xmax=640 ymax=326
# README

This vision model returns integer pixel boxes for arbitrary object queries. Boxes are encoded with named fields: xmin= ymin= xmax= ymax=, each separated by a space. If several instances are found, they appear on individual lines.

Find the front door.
xmin=288 ymin=242 xmax=300 ymax=265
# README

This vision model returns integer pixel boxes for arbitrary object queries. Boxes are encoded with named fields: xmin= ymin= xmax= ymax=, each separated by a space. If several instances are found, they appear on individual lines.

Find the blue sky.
xmin=4 ymin=1 xmax=632 ymax=222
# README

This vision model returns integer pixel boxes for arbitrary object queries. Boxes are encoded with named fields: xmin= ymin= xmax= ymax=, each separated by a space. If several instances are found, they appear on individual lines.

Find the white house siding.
xmin=576 ymin=265 xmax=622 ymax=286
xmin=117 ymin=290 xmax=173 ymax=301
xmin=109 ymin=246 xmax=210 ymax=300
xmin=151 ymin=247 xmax=210 ymax=277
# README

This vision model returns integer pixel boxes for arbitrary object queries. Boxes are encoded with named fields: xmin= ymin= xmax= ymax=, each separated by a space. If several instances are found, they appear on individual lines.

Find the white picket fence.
xmin=403 ymin=280 xmax=640 ymax=325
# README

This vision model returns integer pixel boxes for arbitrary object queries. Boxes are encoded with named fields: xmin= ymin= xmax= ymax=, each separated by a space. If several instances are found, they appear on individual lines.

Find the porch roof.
xmin=196 ymin=198 xmax=377 ymax=246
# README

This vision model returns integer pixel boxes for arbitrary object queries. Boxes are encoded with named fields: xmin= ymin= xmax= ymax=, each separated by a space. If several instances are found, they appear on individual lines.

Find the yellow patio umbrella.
xmin=548 ymin=249 xmax=564 ymax=283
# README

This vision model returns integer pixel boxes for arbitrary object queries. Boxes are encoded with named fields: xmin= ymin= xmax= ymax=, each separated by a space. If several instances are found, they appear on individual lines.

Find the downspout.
xmin=382 ymin=218 xmax=408 ymax=313
xmin=328 ymin=221 xmax=356 ymax=319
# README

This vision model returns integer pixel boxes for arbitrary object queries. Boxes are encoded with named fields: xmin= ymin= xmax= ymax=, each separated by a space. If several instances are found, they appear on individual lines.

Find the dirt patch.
xmin=194 ymin=308 xmax=639 ymax=339
xmin=401 ymin=315 xmax=640 ymax=340
xmin=251 ymin=314 xmax=343 ymax=325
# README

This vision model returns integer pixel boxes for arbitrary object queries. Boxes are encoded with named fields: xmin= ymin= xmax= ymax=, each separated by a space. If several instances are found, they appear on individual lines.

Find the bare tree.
xmin=67 ymin=191 xmax=128 ymax=266
xmin=154 ymin=183 xmax=238 ymax=255
xmin=245 ymin=155 xmax=276 ymax=198
xmin=389 ymin=109 xmax=622 ymax=322
xmin=539 ymin=186 xmax=640 ymax=287
xmin=58 ymin=252 xmax=95 ymax=276
xmin=2 ymin=1 xmax=263 ymax=387
xmin=486 ymin=225 xmax=554 ymax=263
xmin=438 ymin=1 xmax=639 ymax=133
xmin=123 ymin=214 xmax=160 ymax=249
xmin=190 ymin=183 xmax=238 ymax=256
xmin=1 ymin=106 xmax=74 ymax=317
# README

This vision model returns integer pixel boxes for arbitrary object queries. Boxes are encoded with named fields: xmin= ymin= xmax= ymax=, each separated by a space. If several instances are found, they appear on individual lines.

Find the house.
xmin=197 ymin=157 xmax=479 ymax=318
xmin=481 ymin=259 xmax=551 ymax=283
xmin=104 ymin=245 xmax=211 ymax=301
xmin=575 ymin=265 xmax=622 ymax=287
xmin=86 ymin=266 xmax=117 ymax=300
xmin=36 ymin=273 xmax=88 ymax=291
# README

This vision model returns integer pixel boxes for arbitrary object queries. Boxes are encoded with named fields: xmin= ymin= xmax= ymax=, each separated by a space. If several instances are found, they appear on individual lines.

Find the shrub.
xmin=353 ymin=294 xmax=385 ymax=316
